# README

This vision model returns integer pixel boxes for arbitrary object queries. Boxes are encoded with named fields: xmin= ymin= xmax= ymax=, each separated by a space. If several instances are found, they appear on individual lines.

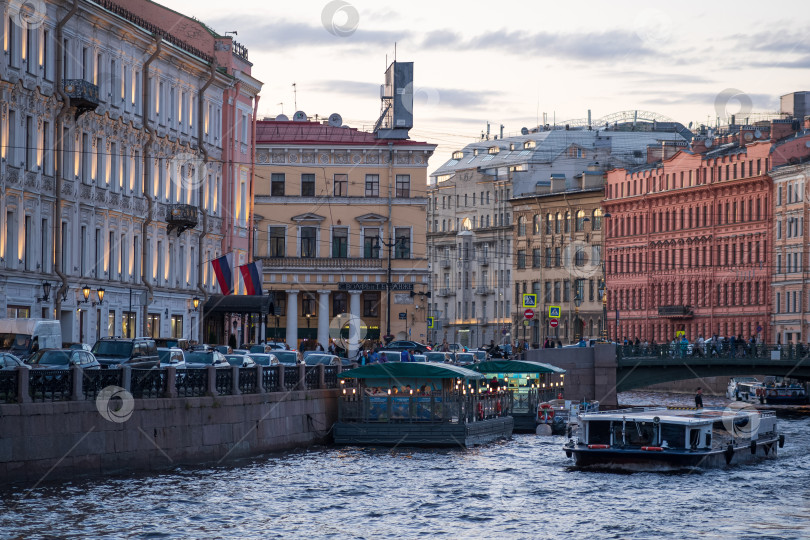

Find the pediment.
xmin=355 ymin=213 xmax=388 ymax=224
xmin=291 ymin=212 xmax=326 ymax=223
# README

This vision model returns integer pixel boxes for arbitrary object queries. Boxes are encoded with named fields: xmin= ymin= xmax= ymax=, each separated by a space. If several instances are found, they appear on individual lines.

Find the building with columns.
xmin=0 ymin=0 xmax=257 ymax=344
xmin=253 ymin=118 xmax=435 ymax=355
xmin=604 ymin=114 xmax=810 ymax=344
xmin=771 ymin=160 xmax=810 ymax=345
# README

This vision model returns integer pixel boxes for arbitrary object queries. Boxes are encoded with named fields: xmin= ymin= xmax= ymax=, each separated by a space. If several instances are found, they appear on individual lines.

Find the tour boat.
xmin=334 ymin=362 xmax=513 ymax=447
xmin=563 ymin=407 xmax=783 ymax=471
xmin=537 ymin=399 xmax=599 ymax=436
xmin=726 ymin=377 xmax=763 ymax=402
xmin=763 ymin=385 xmax=809 ymax=405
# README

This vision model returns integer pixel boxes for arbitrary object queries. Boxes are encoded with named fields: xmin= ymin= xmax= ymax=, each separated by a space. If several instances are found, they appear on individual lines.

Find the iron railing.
xmin=29 ymin=370 xmax=72 ymax=402
xmin=262 ymin=366 xmax=280 ymax=392
xmin=239 ymin=367 xmax=258 ymax=394
xmin=284 ymin=366 xmax=299 ymax=390
xmin=305 ymin=367 xmax=319 ymax=390
xmin=83 ymin=370 xmax=124 ymax=400
xmin=177 ymin=368 xmax=207 ymax=397
xmin=216 ymin=369 xmax=233 ymax=395
xmin=323 ymin=366 xmax=338 ymax=389
xmin=616 ymin=342 xmax=781 ymax=360
xmin=131 ymin=369 xmax=167 ymax=398
xmin=0 ymin=371 xmax=18 ymax=403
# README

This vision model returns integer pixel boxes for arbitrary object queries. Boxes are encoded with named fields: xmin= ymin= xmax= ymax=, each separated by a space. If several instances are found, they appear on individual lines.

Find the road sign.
xmin=398 ymin=312 xmax=407 ymax=320
xmin=523 ymin=320 xmax=530 ymax=326
xmin=427 ymin=316 xmax=434 ymax=329
xmin=522 ymin=294 xmax=537 ymax=308
xmin=549 ymin=305 xmax=561 ymax=318
xmin=524 ymin=308 xmax=535 ymax=320
xmin=676 ymin=330 xmax=685 ymax=338
xmin=550 ymin=319 xmax=559 ymax=328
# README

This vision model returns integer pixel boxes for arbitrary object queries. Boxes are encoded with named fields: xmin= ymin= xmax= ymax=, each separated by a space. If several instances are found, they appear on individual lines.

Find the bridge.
xmin=526 ymin=345 xmax=810 ymax=407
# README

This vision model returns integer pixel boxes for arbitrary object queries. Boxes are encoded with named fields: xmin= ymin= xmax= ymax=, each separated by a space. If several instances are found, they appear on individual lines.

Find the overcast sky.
xmin=163 ymin=0 xmax=810 ymax=167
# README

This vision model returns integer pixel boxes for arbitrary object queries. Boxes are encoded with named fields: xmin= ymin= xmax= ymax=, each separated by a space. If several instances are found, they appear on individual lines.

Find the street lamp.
xmin=192 ymin=296 xmax=200 ymax=312
xmin=373 ymin=236 xmax=406 ymax=343
xmin=97 ymin=288 xmax=105 ymax=305
xmin=81 ymin=284 xmax=91 ymax=303
xmin=598 ymin=282 xmax=607 ymax=342
xmin=38 ymin=281 xmax=52 ymax=302
xmin=574 ymin=294 xmax=582 ymax=343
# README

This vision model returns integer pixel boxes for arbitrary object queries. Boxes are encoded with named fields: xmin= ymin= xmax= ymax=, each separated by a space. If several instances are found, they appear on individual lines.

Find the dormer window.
xmin=509 ymin=143 xmax=516 ymax=151
xmin=473 ymin=149 xmax=480 ymax=156
xmin=488 ymin=146 xmax=499 ymax=154
xmin=524 ymin=140 xmax=536 ymax=149
xmin=452 ymin=151 xmax=463 ymax=160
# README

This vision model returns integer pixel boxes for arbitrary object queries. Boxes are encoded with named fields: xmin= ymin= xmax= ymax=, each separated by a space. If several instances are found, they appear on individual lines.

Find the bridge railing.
xmin=616 ymin=342 xmax=800 ymax=361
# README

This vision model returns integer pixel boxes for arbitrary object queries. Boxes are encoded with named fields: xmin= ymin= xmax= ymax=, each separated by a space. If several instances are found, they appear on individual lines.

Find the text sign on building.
xmin=338 ymin=282 xmax=414 ymax=291
xmin=549 ymin=306 xmax=561 ymax=318
xmin=398 ymin=312 xmax=407 ymax=320
xmin=522 ymin=294 xmax=537 ymax=308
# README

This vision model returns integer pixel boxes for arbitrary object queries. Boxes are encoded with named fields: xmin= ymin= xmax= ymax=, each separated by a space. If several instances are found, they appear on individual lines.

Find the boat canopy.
xmin=338 ymin=362 xmax=485 ymax=380
xmin=470 ymin=360 xmax=566 ymax=374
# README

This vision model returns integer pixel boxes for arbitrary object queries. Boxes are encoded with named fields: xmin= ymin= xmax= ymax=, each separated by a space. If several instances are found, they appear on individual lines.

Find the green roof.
xmin=338 ymin=362 xmax=485 ymax=380
xmin=470 ymin=360 xmax=566 ymax=374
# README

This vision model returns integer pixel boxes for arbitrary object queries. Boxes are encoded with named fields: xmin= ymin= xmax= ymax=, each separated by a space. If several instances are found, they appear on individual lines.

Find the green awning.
xmin=470 ymin=360 xmax=566 ymax=374
xmin=338 ymin=362 xmax=485 ymax=380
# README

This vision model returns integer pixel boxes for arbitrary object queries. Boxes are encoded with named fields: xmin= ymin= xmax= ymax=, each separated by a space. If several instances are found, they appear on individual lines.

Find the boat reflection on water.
xmin=564 ymin=407 xmax=784 ymax=472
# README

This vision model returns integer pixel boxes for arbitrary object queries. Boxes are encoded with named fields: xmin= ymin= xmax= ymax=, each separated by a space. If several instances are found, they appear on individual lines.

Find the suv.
xmin=91 ymin=337 xmax=159 ymax=369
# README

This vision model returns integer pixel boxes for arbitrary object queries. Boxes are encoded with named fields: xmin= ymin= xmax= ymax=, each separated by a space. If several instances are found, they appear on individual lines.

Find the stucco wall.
xmin=527 ymin=345 xmax=618 ymax=407
xmin=0 ymin=390 xmax=338 ymax=484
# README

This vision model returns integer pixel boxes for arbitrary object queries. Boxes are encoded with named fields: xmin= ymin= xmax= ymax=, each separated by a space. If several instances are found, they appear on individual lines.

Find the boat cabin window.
xmin=659 ymin=424 xmax=685 ymax=448
xmin=610 ymin=420 xmax=655 ymax=446
xmin=689 ymin=429 xmax=701 ymax=449
xmin=586 ymin=421 xmax=611 ymax=445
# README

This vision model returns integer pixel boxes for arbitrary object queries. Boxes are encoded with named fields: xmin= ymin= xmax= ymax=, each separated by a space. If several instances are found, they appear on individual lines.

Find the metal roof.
xmin=338 ymin=362 xmax=485 ymax=380
xmin=470 ymin=360 xmax=566 ymax=374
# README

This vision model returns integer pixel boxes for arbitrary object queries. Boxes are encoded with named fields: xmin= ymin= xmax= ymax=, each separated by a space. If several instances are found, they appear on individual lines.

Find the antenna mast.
xmin=292 ymin=82 xmax=297 ymax=111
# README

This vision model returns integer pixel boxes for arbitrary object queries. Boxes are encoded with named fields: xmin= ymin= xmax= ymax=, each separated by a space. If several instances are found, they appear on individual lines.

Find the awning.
xmin=338 ymin=362 xmax=485 ymax=380
xmin=203 ymin=294 xmax=272 ymax=315
xmin=470 ymin=360 xmax=566 ymax=374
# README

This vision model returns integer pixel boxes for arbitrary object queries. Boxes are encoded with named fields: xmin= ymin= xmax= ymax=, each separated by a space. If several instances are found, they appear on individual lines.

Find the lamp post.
xmin=374 ymin=236 xmax=405 ymax=343
xmin=305 ymin=313 xmax=312 ymax=349
xmin=602 ymin=211 xmax=611 ymax=342
xmin=599 ymin=282 xmax=607 ymax=341
xmin=574 ymin=294 xmax=582 ymax=343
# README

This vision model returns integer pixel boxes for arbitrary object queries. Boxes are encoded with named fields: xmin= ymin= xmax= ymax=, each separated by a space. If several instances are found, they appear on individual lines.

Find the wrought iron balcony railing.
xmin=167 ymin=204 xmax=199 ymax=236
xmin=63 ymin=79 xmax=99 ymax=118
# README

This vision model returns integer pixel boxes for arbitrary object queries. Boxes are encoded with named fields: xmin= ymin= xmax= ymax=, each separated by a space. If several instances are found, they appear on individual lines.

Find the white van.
xmin=0 ymin=319 xmax=62 ymax=360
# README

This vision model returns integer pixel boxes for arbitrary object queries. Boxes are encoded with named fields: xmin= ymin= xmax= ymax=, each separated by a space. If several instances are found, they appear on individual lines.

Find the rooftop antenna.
xmin=224 ymin=31 xmax=238 ymax=37
xmin=278 ymin=102 xmax=284 ymax=115
xmin=292 ymin=82 xmax=297 ymax=111
xmin=394 ymin=42 xmax=397 ymax=61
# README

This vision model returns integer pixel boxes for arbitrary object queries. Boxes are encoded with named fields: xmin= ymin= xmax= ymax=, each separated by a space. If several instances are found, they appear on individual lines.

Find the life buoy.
xmin=477 ymin=402 xmax=484 ymax=420
xmin=495 ymin=400 xmax=502 ymax=415
xmin=557 ymin=393 xmax=563 ymax=400
xmin=537 ymin=403 xmax=555 ymax=423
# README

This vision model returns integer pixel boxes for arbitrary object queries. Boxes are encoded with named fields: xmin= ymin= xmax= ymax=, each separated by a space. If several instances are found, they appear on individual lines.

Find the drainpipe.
xmin=197 ymin=64 xmax=218 ymax=343
xmin=53 ymin=0 xmax=78 ymax=320
xmin=249 ymin=93 xmax=261 ymax=338
xmin=141 ymin=37 xmax=163 ymax=336
xmin=229 ymin=81 xmax=241 ymax=257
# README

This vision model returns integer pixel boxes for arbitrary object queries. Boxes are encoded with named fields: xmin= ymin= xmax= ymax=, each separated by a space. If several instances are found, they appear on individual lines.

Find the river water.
xmin=1 ymin=392 xmax=809 ymax=539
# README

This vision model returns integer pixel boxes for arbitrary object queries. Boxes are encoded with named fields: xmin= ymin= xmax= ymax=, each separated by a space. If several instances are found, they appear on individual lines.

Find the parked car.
xmin=455 ymin=353 xmax=476 ymax=366
xmin=249 ymin=343 xmax=285 ymax=353
xmin=183 ymin=350 xmax=230 ymax=369
xmin=385 ymin=340 xmax=432 ymax=353
xmin=213 ymin=345 xmax=232 ymax=355
xmin=448 ymin=343 xmax=467 ymax=353
xmin=0 ymin=352 xmax=30 ymax=370
xmin=153 ymin=338 xmax=190 ymax=350
xmin=468 ymin=349 xmax=488 ymax=363
xmin=0 ymin=318 xmax=62 ymax=361
xmin=246 ymin=353 xmax=280 ymax=367
xmin=424 ymin=351 xmax=454 ymax=363
xmin=232 ymin=349 xmax=250 ymax=355
xmin=26 ymin=348 xmax=100 ymax=370
xmin=64 ymin=342 xmax=92 ymax=352
xmin=225 ymin=354 xmax=257 ymax=368
xmin=303 ymin=354 xmax=342 ymax=366
xmin=157 ymin=347 xmax=186 ymax=369
xmin=273 ymin=350 xmax=301 ymax=366
xmin=91 ymin=337 xmax=159 ymax=369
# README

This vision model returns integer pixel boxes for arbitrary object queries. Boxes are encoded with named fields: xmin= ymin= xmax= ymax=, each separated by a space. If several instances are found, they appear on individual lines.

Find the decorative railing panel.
xmin=305 ymin=367 xmax=319 ymax=390
xmin=323 ymin=366 xmax=338 ymax=389
xmin=29 ymin=370 xmax=72 ymax=402
xmin=238 ymin=367 xmax=258 ymax=394
xmin=82 ymin=370 xmax=123 ymax=400
xmin=0 ymin=371 xmax=18 ymax=403
xmin=130 ymin=369 xmax=167 ymax=398
xmin=284 ymin=366 xmax=299 ymax=390
xmin=262 ymin=366 xmax=279 ymax=392
xmin=215 ymin=369 xmax=233 ymax=395
xmin=176 ymin=368 xmax=207 ymax=397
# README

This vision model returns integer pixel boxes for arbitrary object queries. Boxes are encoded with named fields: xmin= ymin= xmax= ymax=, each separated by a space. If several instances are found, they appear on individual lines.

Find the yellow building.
xmin=253 ymin=119 xmax=435 ymax=355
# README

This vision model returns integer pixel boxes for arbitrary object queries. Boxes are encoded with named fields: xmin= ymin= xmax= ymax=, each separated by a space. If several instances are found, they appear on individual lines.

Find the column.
xmin=348 ymin=290 xmax=362 ymax=360
xmin=286 ymin=290 xmax=299 ymax=348
xmin=317 ymin=290 xmax=330 ymax=350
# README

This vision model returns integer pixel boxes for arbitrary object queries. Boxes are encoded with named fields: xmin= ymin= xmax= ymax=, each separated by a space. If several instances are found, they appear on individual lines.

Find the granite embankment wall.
xmin=526 ymin=345 xmax=618 ymax=407
xmin=0 ymin=365 xmax=340 ymax=484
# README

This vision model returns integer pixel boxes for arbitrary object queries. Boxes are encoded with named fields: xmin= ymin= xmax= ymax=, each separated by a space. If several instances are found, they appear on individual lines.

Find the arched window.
xmin=555 ymin=213 xmax=561 ymax=234
xmin=546 ymin=214 xmax=553 ymax=234
xmin=576 ymin=210 xmax=586 ymax=231
xmin=517 ymin=216 xmax=526 ymax=236
xmin=533 ymin=214 xmax=541 ymax=234
xmin=564 ymin=211 xmax=570 ymax=233
xmin=592 ymin=209 xmax=602 ymax=230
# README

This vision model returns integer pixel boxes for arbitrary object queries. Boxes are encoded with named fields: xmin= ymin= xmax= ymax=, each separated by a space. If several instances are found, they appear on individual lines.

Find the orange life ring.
xmin=477 ymin=402 xmax=484 ymax=420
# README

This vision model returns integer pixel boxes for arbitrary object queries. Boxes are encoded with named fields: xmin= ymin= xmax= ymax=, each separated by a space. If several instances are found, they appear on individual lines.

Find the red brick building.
xmin=604 ymin=120 xmax=810 ymax=343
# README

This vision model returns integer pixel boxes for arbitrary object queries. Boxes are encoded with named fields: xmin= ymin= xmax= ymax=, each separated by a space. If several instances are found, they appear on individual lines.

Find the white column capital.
xmin=287 ymin=289 xmax=300 ymax=296
xmin=348 ymin=290 xmax=362 ymax=295
xmin=317 ymin=289 xmax=331 ymax=295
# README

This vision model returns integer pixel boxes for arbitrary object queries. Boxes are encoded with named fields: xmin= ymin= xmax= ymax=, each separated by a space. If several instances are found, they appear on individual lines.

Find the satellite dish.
xmin=275 ymin=114 xmax=289 ymax=122
xmin=521 ymin=127 xmax=529 ymax=135
xmin=705 ymin=138 xmax=713 ymax=148
xmin=328 ymin=113 xmax=343 ymax=127
xmin=292 ymin=110 xmax=307 ymax=122
xmin=754 ymin=129 xmax=762 ymax=139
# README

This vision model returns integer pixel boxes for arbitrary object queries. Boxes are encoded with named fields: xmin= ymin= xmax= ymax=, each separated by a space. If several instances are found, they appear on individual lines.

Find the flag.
xmin=212 ymin=253 xmax=234 ymax=295
xmin=239 ymin=260 xmax=263 ymax=296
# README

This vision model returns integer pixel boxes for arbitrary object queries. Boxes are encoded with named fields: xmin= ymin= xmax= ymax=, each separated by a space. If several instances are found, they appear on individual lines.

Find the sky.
xmin=162 ymin=0 xmax=810 ymax=170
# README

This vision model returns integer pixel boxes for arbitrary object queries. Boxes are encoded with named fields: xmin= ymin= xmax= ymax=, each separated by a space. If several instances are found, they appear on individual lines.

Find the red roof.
xmin=255 ymin=121 xmax=432 ymax=147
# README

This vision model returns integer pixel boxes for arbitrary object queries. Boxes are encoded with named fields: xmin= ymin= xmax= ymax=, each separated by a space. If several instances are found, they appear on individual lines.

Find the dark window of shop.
xmin=363 ymin=293 xmax=380 ymax=317
xmin=332 ymin=292 xmax=347 ymax=316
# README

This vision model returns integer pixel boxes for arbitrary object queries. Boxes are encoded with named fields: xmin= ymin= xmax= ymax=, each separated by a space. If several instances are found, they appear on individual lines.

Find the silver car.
xmin=246 ymin=353 xmax=279 ymax=367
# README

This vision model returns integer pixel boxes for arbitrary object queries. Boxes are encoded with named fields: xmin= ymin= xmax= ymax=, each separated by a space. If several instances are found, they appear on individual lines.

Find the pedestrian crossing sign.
xmin=522 ymin=294 xmax=537 ymax=308
xmin=427 ymin=316 xmax=434 ymax=329
xmin=549 ymin=306 xmax=561 ymax=318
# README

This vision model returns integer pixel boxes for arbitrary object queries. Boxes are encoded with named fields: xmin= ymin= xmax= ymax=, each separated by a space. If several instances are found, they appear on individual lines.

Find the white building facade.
xmin=0 ymin=0 xmax=230 ymax=343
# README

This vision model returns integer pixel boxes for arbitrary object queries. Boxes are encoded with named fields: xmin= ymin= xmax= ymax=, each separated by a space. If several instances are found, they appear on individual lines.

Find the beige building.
xmin=253 ymin=119 xmax=435 ymax=355
xmin=509 ymin=167 xmax=605 ymax=345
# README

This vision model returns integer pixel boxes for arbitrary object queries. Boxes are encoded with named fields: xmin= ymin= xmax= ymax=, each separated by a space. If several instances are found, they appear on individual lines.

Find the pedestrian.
xmin=695 ymin=387 xmax=704 ymax=408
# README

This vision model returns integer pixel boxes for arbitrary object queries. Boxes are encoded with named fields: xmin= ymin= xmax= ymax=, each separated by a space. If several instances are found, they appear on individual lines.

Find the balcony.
xmin=63 ymin=79 xmax=99 ymax=119
xmin=478 ymin=258 xmax=489 ymax=266
xmin=437 ymin=288 xmax=456 ymax=297
xmin=658 ymin=305 xmax=693 ymax=318
xmin=475 ymin=286 xmax=494 ymax=295
xmin=167 ymin=204 xmax=199 ymax=236
xmin=259 ymin=257 xmax=382 ymax=269
xmin=440 ymin=258 xmax=451 ymax=268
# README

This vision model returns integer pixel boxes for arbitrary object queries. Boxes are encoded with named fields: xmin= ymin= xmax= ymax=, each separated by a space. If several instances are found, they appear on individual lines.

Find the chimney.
xmin=500 ymin=124 xmax=504 ymax=139
xmin=770 ymin=119 xmax=795 ymax=141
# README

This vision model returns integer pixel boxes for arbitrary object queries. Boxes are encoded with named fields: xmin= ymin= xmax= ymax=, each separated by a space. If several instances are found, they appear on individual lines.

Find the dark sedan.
xmin=26 ymin=349 xmax=100 ymax=369
xmin=0 ymin=352 xmax=30 ymax=370
xmin=385 ymin=340 xmax=432 ymax=353
xmin=183 ymin=350 xmax=230 ymax=369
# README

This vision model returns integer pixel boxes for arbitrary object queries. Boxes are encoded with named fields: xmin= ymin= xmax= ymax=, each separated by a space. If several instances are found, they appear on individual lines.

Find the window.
xmin=555 ymin=213 xmax=561 ymax=234
xmin=301 ymin=227 xmax=317 ymax=258
xmin=302 ymin=295 xmax=315 ymax=317
xmin=363 ymin=228 xmax=380 ymax=258
xmin=517 ymin=250 xmax=526 ymax=269
xmin=564 ymin=212 xmax=570 ymax=233
xmin=576 ymin=210 xmax=586 ymax=231
xmin=271 ymin=173 xmax=285 ymax=196
xmin=269 ymin=227 xmax=285 ymax=257
xmin=574 ymin=248 xmax=586 ymax=267
xmin=332 ymin=292 xmax=347 ymax=316
xmin=554 ymin=247 xmax=561 ymax=267
xmin=545 ymin=247 xmax=552 ymax=267
xmin=365 ymin=174 xmax=379 ymax=197
xmin=395 ymin=175 xmax=410 ymax=197
xmin=363 ymin=293 xmax=380 ymax=317
xmin=301 ymin=174 xmax=315 ymax=196
xmin=332 ymin=227 xmax=348 ymax=258
xmin=146 ymin=314 xmax=160 ymax=338
xmin=532 ymin=248 xmax=542 ymax=268
xmin=394 ymin=228 xmax=411 ymax=259
xmin=518 ymin=216 xmax=526 ymax=236
xmin=533 ymin=215 xmax=541 ymax=234
xmin=334 ymin=174 xmax=348 ymax=196
xmin=592 ymin=209 xmax=602 ymax=230
xmin=171 ymin=315 xmax=183 ymax=339
xmin=546 ymin=214 xmax=552 ymax=235
xmin=7 ymin=305 xmax=31 ymax=318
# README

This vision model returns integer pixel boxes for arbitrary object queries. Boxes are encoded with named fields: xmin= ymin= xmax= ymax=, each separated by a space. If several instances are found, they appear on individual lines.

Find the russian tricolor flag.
xmin=212 ymin=253 xmax=234 ymax=295
xmin=239 ymin=260 xmax=263 ymax=296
